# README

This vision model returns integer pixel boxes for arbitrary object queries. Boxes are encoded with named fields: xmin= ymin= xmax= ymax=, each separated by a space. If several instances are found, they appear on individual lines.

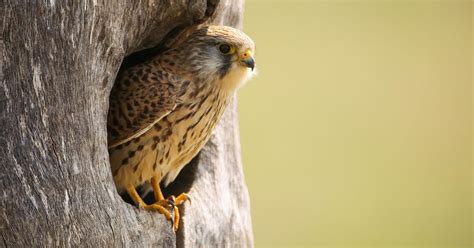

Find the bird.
xmin=107 ymin=25 xmax=255 ymax=232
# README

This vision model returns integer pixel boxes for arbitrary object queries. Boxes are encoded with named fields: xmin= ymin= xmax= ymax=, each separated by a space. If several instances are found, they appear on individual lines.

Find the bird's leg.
xmin=126 ymin=184 xmax=172 ymax=221
xmin=150 ymin=176 xmax=190 ymax=232
xmin=150 ymin=176 xmax=167 ymax=204
xmin=151 ymin=176 xmax=180 ymax=231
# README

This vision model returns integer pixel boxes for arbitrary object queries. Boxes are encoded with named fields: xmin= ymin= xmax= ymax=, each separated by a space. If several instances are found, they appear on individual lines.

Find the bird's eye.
xmin=218 ymin=44 xmax=234 ymax=55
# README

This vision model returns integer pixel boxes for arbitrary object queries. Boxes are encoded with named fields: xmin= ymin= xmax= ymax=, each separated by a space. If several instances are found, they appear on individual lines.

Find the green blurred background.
xmin=237 ymin=0 xmax=473 ymax=247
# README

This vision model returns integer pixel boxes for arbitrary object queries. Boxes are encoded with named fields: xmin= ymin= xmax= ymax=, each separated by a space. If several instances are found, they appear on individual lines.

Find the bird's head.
xmin=173 ymin=25 xmax=256 ymax=90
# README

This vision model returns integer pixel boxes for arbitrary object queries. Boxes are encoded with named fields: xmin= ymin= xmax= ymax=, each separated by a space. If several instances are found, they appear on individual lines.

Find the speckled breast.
xmin=110 ymin=86 xmax=231 ymax=191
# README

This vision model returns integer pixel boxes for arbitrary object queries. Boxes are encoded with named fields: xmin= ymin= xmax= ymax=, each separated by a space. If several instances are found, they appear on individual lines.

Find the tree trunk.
xmin=0 ymin=0 xmax=253 ymax=247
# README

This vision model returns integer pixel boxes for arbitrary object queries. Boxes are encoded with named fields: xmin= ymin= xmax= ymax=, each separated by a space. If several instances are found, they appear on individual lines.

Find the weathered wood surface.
xmin=0 ymin=0 xmax=253 ymax=247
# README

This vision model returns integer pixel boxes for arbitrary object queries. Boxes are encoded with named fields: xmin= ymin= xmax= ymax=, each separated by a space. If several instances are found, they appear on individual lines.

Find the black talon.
xmin=183 ymin=195 xmax=191 ymax=206
xmin=167 ymin=196 xmax=176 ymax=209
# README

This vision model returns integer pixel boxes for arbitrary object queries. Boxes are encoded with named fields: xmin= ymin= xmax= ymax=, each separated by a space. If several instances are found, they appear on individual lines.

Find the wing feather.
xmin=107 ymin=70 xmax=178 ymax=148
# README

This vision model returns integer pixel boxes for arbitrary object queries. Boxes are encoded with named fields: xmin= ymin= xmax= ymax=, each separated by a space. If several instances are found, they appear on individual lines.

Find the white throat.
xmin=219 ymin=65 xmax=256 ymax=92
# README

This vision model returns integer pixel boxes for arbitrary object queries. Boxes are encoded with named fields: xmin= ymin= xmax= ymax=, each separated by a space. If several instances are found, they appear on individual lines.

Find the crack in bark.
xmin=2 ymin=233 xmax=7 ymax=248
xmin=97 ymin=196 xmax=117 ymax=246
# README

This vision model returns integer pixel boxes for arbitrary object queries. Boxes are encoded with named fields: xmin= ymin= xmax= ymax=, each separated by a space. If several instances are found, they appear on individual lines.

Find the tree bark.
xmin=0 ymin=0 xmax=253 ymax=247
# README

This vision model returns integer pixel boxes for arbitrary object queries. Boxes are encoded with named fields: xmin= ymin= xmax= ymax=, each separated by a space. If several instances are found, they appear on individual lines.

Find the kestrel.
xmin=107 ymin=25 xmax=255 ymax=231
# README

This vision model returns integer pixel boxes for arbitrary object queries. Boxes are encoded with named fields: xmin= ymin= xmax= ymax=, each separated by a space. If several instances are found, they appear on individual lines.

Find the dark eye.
xmin=218 ymin=44 xmax=234 ymax=54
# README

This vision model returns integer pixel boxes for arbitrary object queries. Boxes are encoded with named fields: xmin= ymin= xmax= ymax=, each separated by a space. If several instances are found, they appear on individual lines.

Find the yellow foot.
xmin=138 ymin=201 xmax=173 ymax=220
xmin=127 ymin=182 xmax=191 ymax=232
xmin=150 ymin=176 xmax=191 ymax=232
xmin=127 ymin=185 xmax=174 ymax=229
xmin=165 ymin=193 xmax=191 ymax=232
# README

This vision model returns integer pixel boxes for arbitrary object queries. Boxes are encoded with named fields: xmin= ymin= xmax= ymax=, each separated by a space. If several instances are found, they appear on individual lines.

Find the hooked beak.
xmin=240 ymin=50 xmax=255 ymax=71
